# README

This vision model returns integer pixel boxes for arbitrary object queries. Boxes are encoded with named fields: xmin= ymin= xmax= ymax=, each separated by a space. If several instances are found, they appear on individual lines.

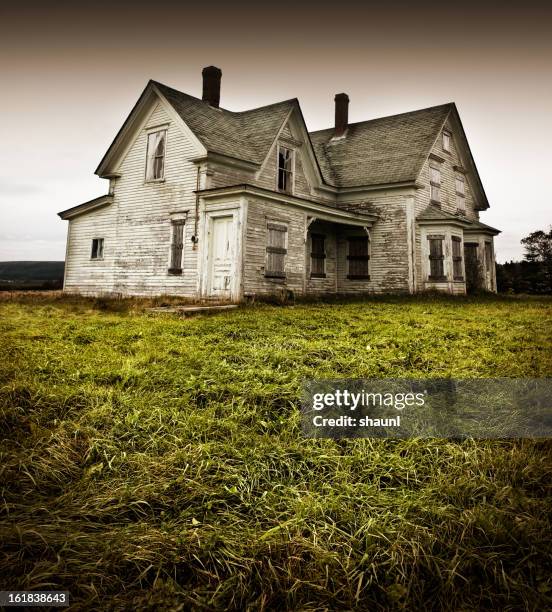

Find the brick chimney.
xmin=202 ymin=66 xmax=222 ymax=107
xmin=334 ymin=93 xmax=349 ymax=136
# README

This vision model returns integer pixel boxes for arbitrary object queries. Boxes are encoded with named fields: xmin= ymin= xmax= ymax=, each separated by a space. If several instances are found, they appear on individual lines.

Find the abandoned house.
xmin=58 ymin=66 xmax=500 ymax=300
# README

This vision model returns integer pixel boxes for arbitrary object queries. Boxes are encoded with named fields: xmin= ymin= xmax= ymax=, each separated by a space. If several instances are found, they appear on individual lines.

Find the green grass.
xmin=1 ymin=294 xmax=551 ymax=610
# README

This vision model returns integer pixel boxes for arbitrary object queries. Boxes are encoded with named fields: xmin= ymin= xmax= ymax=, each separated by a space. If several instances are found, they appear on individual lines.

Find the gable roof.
xmin=309 ymin=104 xmax=452 ymax=188
xmin=154 ymin=82 xmax=295 ymax=165
xmin=95 ymin=81 xmax=489 ymax=209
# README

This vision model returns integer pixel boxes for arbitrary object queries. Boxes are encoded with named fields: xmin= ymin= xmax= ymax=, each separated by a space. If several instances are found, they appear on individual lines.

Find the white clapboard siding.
xmin=65 ymin=99 xmax=202 ymax=297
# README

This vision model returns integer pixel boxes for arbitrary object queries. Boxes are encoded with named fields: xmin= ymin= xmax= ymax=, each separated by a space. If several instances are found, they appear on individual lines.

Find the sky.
xmin=0 ymin=0 xmax=551 ymax=263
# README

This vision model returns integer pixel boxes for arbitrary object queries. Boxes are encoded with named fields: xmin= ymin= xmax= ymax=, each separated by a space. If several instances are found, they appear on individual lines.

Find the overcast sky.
xmin=1 ymin=0 xmax=550 ymax=262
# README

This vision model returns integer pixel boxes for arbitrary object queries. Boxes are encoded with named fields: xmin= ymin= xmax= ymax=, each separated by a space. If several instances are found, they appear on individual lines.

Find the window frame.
xmin=145 ymin=129 xmax=167 ymax=182
xmin=451 ymin=235 xmax=464 ymax=281
xmin=442 ymin=130 xmax=452 ymax=152
xmin=276 ymin=144 xmax=294 ymax=194
xmin=90 ymin=237 xmax=104 ymax=260
xmin=310 ymin=233 xmax=326 ymax=278
xmin=265 ymin=221 xmax=288 ymax=279
xmin=455 ymin=174 xmax=466 ymax=212
xmin=427 ymin=234 xmax=446 ymax=280
xmin=168 ymin=219 xmax=185 ymax=275
xmin=429 ymin=162 xmax=441 ymax=205
xmin=346 ymin=235 xmax=370 ymax=280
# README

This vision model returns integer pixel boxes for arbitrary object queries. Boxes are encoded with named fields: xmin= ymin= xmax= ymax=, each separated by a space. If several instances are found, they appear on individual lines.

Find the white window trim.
xmin=442 ymin=130 xmax=452 ymax=152
xmin=90 ymin=237 xmax=104 ymax=261
xmin=145 ymin=128 xmax=168 ymax=183
xmin=276 ymin=144 xmax=295 ymax=195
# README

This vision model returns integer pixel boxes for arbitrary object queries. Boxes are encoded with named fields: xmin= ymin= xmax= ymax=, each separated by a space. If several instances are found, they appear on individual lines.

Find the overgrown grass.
xmin=1 ymin=294 xmax=551 ymax=610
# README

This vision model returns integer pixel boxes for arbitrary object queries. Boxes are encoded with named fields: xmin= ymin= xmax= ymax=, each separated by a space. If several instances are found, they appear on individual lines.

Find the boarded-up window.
xmin=347 ymin=236 xmax=370 ymax=279
xmin=146 ymin=130 xmax=166 ymax=181
xmin=442 ymin=130 xmax=451 ymax=152
xmin=266 ymin=223 xmax=287 ymax=278
xmin=277 ymin=146 xmax=293 ymax=193
xmin=455 ymin=174 xmax=465 ymax=210
xmin=428 ymin=235 xmax=445 ymax=279
xmin=430 ymin=163 xmax=441 ymax=203
xmin=91 ymin=238 xmax=104 ymax=260
xmin=169 ymin=220 xmax=185 ymax=274
xmin=310 ymin=234 xmax=326 ymax=277
xmin=452 ymin=236 xmax=463 ymax=280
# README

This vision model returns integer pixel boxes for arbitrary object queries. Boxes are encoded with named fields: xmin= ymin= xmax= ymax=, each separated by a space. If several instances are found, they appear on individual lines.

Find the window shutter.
xmin=452 ymin=236 xmax=463 ymax=280
xmin=169 ymin=220 xmax=185 ymax=274
xmin=310 ymin=234 xmax=326 ymax=277
xmin=428 ymin=236 xmax=445 ymax=279
xmin=347 ymin=236 xmax=370 ymax=279
xmin=266 ymin=223 xmax=287 ymax=278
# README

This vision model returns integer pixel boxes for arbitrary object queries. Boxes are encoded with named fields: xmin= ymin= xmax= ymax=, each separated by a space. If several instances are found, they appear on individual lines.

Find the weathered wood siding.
xmin=65 ymin=99 xmax=203 ymax=296
xmin=243 ymin=197 xmax=307 ymax=297
xmin=336 ymin=193 xmax=411 ymax=294
xmin=64 ymin=205 xmax=117 ymax=295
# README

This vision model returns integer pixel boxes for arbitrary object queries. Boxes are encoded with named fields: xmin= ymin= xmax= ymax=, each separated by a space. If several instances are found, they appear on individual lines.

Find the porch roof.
xmin=196 ymin=183 xmax=378 ymax=227
xmin=417 ymin=205 xmax=500 ymax=235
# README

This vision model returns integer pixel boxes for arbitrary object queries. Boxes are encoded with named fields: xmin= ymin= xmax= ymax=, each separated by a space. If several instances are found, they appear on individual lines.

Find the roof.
xmin=58 ymin=195 xmax=113 ymax=220
xmin=417 ymin=205 xmax=500 ymax=234
xmin=154 ymin=82 xmax=295 ymax=165
xmin=309 ymin=104 xmax=452 ymax=187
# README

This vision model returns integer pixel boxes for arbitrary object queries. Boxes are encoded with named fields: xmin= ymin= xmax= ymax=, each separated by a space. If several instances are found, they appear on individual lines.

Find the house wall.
xmin=63 ymin=205 xmax=117 ymax=295
xmin=242 ymin=197 xmax=307 ymax=297
xmin=413 ymin=118 xmax=493 ymax=293
xmin=64 ymin=100 xmax=204 ymax=297
xmin=306 ymin=221 xmax=338 ymax=294
xmin=335 ymin=192 xmax=411 ymax=294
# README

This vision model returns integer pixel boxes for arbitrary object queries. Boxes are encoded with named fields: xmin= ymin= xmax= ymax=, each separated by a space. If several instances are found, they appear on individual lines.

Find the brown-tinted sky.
xmin=1 ymin=0 xmax=551 ymax=261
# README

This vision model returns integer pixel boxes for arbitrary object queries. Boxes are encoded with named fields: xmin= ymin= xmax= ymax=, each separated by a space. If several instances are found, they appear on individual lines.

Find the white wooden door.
xmin=207 ymin=215 xmax=235 ymax=299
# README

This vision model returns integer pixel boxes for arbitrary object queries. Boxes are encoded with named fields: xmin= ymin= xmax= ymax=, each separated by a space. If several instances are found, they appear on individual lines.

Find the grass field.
xmin=1 ymin=294 xmax=551 ymax=610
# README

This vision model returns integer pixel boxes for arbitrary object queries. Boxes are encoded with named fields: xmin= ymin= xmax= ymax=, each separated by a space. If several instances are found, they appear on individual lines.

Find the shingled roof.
xmin=309 ymin=104 xmax=452 ymax=188
xmin=154 ymin=82 xmax=295 ymax=165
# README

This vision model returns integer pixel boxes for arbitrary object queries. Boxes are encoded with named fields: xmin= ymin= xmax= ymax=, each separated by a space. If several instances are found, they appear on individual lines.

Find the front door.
xmin=207 ymin=215 xmax=236 ymax=299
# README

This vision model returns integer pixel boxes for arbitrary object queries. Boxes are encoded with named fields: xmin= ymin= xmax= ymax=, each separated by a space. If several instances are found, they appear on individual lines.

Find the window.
xmin=91 ymin=238 xmax=104 ymax=260
xmin=347 ymin=236 xmax=370 ymax=279
xmin=455 ymin=174 xmax=465 ymax=211
xmin=310 ymin=234 xmax=326 ymax=278
xmin=442 ymin=130 xmax=451 ymax=152
xmin=277 ymin=146 xmax=294 ymax=193
xmin=266 ymin=222 xmax=287 ymax=278
xmin=169 ymin=220 xmax=185 ymax=274
xmin=485 ymin=242 xmax=493 ymax=273
xmin=145 ymin=130 xmax=167 ymax=181
xmin=430 ymin=162 xmax=441 ymax=203
xmin=428 ymin=235 xmax=445 ymax=279
xmin=452 ymin=236 xmax=463 ymax=280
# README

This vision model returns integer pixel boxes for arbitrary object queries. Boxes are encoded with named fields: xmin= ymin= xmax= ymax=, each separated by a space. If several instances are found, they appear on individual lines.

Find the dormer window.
xmin=277 ymin=145 xmax=294 ymax=193
xmin=442 ymin=130 xmax=451 ymax=152
xmin=146 ymin=129 xmax=167 ymax=181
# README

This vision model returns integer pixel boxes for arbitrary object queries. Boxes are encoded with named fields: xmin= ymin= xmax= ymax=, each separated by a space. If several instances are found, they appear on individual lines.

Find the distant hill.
xmin=0 ymin=261 xmax=65 ymax=290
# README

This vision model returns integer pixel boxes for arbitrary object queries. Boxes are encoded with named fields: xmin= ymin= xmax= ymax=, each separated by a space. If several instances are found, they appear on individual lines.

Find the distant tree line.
xmin=496 ymin=227 xmax=552 ymax=294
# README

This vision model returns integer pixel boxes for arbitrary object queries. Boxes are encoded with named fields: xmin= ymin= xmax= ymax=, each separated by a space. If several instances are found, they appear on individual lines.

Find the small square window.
xmin=442 ymin=130 xmax=451 ymax=152
xmin=91 ymin=238 xmax=104 ymax=260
